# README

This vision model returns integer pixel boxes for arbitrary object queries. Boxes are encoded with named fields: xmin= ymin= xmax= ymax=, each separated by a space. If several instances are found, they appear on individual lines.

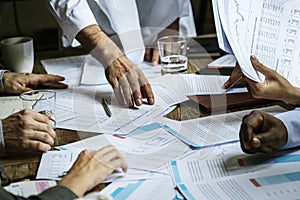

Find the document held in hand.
xmin=213 ymin=0 xmax=300 ymax=87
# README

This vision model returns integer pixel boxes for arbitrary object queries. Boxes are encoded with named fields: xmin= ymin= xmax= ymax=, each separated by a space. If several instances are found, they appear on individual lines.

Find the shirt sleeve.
xmin=44 ymin=0 xmax=98 ymax=47
xmin=0 ymin=70 xmax=9 ymax=95
xmin=0 ymin=185 xmax=78 ymax=200
xmin=276 ymin=108 xmax=300 ymax=149
xmin=0 ymin=120 xmax=7 ymax=157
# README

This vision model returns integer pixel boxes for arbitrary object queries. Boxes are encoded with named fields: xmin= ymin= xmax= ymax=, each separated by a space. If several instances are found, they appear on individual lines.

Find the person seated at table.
xmin=229 ymin=56 xmax=300 ymax=154
xmin=0 ymin=70 xmax=68 ymax=156
xmin=0 ymin=145 xmax=128 ymax=199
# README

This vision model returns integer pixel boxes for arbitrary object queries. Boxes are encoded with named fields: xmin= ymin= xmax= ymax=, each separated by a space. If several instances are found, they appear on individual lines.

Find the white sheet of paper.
xmin=163 ymin=106 xmax=287 ymax=148
xmin=4 ymin=180 xmax=56 ymax=198
xmin=100 ymin=178 xmax=177 ymax=200
xmin=80 ymin=55 xmax=108 ymax=85
xmin=151 ymin=74 xmax=247 ymax=95
xmin=208 ymin=54 xmax=236 ymax=68
xmin=216 ymin=0 xmax=300 ymax=87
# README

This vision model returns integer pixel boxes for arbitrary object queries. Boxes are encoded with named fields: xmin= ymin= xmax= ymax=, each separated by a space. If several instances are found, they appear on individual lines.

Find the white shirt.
xmin=45 ymin=0 xmax=196 ymax=63
xmin=276 ymin=108 xmax=300 ymax=149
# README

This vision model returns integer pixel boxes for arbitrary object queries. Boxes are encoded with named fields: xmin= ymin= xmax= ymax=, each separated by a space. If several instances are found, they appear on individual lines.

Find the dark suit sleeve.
xmin=0 ymin=185 xmax=78 ymax=200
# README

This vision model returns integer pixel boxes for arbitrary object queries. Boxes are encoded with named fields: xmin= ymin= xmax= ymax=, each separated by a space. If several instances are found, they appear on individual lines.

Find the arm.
xmin=76 ymin=25 xmax=154 ymax=107
xmin=2 ymin=72 xmax=68 ymax=96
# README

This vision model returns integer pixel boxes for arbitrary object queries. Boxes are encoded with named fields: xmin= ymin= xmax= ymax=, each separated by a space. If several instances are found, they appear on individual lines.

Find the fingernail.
xmin=152 ymin=61 xmax=158 ymax=66
xmin=148 ymin=97 xmax=154 ymax=105
xmin=136 ymin=98 xmax=142 ymax=106
xmin=252 ymin=137 xmax=261 ymax=148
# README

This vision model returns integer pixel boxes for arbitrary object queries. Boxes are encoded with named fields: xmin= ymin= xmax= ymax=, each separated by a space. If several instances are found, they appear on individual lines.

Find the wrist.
xmin=76 ymin=25 xmax=123 ymax=68
xmin=284 ymin=87 xmax=300 ymax=105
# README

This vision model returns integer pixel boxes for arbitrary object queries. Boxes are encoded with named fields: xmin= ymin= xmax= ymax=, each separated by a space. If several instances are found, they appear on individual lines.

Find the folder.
xmin=188 ymin=92 xmax=276 ymax=113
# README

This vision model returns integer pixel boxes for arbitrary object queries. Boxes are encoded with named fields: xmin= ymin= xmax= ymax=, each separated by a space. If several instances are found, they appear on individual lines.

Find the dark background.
xmin=0 ymin=0 xmax=216 ymax=51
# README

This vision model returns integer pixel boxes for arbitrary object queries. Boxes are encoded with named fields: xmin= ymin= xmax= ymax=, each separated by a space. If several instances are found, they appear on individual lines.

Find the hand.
xmin=75 ymin=25 xmax=155 ymax=108
xmin=2 ymin=109 xmax=56 ymax=155
xmin=223 ymin=62 xmax=247 ymax=89
xmin=58 ymin=145 xmax=128 ymax=197
xmin=2 ymin=72 xmax=68 ymax=95
xmin=106 ymin=55 xmax=154 ymax=107
xmin=245 ymin=56 xmax=300 ymax=104
xmin=144 ymin=47 xmax=160 ymax=66
xmin=239 ymin=110 xmax=288 ymax=154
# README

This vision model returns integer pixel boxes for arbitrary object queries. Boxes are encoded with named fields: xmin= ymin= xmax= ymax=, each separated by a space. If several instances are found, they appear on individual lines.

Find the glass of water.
xmin=157 ymin=35 xmax=188 ymax=75
xmin=20 ymin=90 xmax=56 ymax=128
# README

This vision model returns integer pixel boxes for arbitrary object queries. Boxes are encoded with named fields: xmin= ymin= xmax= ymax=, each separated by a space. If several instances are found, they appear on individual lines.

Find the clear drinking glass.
xmin=20 ymin=90 xmax=56 ymax=128
xmin=157 ymin=35 xmax=188 ymax=75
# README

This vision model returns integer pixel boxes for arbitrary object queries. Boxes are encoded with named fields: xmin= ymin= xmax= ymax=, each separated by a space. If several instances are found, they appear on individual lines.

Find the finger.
xmin=126 ymin=70 xmax=142 ymax=106
xmin=251 ymin=137 xmax=261 ymax=148
xmin=250 ymin=56 xmax=274 ymax=76
xmin=106 ymin=158 xmax=128 ymax=173
xmin=33 ymin=74 xmax=66 ymax=84
xmin=239 ymin=122 xmax=254 ymax=151
xmin=30 ymin=112 xmax=56 ymax=139
xmin=29 ymin=130 xmax=55 ymax=145
xmin=41 ymin=81 xmax=68 ymax=89
xmin=119 ymin=76 xmax=133 ymax=107
xmin=223 ymin=63 xmax=243 ymax=88
xmin=139 ymin=75 xmax=154 ymax=105
xmin=144 ymin=48 xmax=151 ymax=62
xmin=152 ymin=48 xmax=160 ymax=66
xmin=113 ymin=82 xmax=125 ymax=106
xmin=25 ymin=140 xmax=52 ymax=152
xmin=261 ymin=146 xmax=274 ymax=153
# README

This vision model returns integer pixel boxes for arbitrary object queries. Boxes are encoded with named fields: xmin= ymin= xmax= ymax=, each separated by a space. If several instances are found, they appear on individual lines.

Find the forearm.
xmin=75 ymin=24 xmax=123 ymax=68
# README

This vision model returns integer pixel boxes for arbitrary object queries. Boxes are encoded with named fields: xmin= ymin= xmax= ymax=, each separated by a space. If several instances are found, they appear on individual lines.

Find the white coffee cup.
xmin=1 ymin=36 xmax=34 ymax=73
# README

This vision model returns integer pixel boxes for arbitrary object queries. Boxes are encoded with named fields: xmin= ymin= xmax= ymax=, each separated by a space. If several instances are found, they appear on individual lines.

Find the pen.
xmin=101 ymin=98 xmax=112 ymax=117
xmin=224 ymin=76 xmax=243 ymax=93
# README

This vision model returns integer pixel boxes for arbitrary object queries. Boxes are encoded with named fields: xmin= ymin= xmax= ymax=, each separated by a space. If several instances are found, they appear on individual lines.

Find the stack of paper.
xmin=213 ymin=0 xmax=300 ymax=87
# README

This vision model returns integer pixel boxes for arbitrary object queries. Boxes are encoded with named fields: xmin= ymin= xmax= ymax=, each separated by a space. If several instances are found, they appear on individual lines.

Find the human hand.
xmin=2 ymin=109 xmax=55 ymax=155
xmin=245 ymin=56 xmax=300 ymax=104
xmin=144 ymin=47 xmax=160 ymax=66
xmin=239 ymin=110 xmax=288 ymax=154
xmin=2 ymin=72 xmax=68 ymax=95
xmin=58 ymin=145 xmax=128 ymax=197
xmin=105 ymin=55 xmax=154 ymax=107
xmin=223 ymin=62 xmax=247 ymax=89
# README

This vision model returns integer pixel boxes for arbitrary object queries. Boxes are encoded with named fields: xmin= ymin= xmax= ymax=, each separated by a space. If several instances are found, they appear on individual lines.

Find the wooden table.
xmin=0 ymin=48 xmax=291 ymax=182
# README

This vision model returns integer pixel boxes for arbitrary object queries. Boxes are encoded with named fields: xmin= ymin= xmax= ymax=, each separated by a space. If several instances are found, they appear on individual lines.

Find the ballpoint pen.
xmin=224 ymin=76 xmax=243 ymax=93
xmin=101 ymin=98 xmax=112 ymax=117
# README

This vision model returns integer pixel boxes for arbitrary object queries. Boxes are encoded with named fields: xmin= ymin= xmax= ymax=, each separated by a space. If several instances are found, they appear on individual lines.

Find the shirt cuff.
xmin=276 ymin=108 xmax=300 ymax=149
xmin=0 ymin=120 xmax=7 ymax=157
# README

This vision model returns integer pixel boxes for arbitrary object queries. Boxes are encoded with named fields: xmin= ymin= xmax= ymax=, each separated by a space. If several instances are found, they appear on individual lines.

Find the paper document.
xmin=151 ymin=74 xmax=247 ymax=95
xmin=215 ymin=0 xmax=300 ymax=87
xmin=80 ymin=55 xmax=108 ymax=85
xmin=208 ymin=54 xmax=236 ymax=68
xmin=163 ymin=105 xmax=287 ymax=148
xmin=4 ymin=180 xmax=56 ymax=197
xmin=100 ymin=178 xmax=177 ymax=200
xmin=36 ymin=149 xmax=125 ymax=182
xmin=41 ymin=55 xmax=86 ymax=86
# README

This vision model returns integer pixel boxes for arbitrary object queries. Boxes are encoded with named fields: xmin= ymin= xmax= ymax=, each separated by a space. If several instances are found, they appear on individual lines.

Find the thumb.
xmin=250 ymin=56 xmax=273 ymax=76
